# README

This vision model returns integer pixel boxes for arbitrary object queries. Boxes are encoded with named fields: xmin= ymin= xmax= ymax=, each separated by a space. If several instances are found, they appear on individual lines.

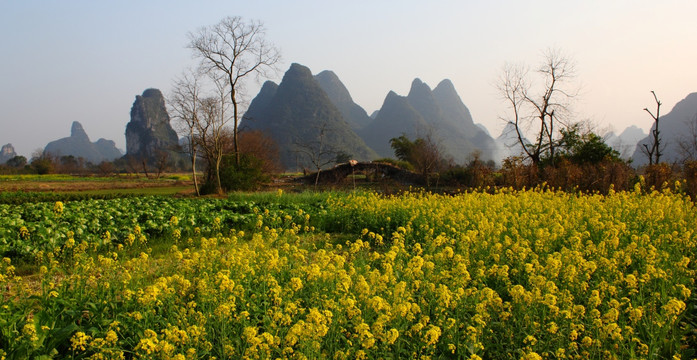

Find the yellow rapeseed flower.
xmin=290 ymin=277 xmax=303 ymax=292
xmin=70 ymin=331 xmax=91 ymax=351
xmin=424 ymin=325 xmax=441 ymax=346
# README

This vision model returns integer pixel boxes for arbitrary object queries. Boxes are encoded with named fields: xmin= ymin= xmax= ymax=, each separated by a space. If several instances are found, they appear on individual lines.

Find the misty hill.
xmin=44 ymin=122 xmax=122 ymax=163
xmin=359 ymin=78 xmax=497 ymax=164
xmin=495 ymin=122 xmax=529 ymax=161
xmin=0 ymin=144 xmax=17 ymax=164
xmin=359 ymin=90 xmax=430 ymax=156
xmin=315 ymin=70 xmax=372 ymax=130
xmin=242 ymin=63 xmax=378 ymax=170
xmin=632 ymin=92 xmax=697 ymax=166
xmin=476 ymin=124 xmax=491 ymax=137
xmin=605 ymin=125 xmax=646 ymax=160
xmin=432 ymin=79 xmax=498 ymax=162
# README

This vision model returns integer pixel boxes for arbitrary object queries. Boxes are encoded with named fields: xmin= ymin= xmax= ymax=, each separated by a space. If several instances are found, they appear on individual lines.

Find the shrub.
xmin=543 ymin=159 xmax=633 ymax=193
xmin=219 ymin=153 xmax=270 ymax=191
xmin=441 ymin=164 xmax=494 ymax=188
xmin=644 ymin=163 xmax=673 ymax=190
xmin=682 ymin=161 xmax=697 ymax=200
xmin=31 ymin=158 xmax=54 ymax=175
xmin=498 ymin=156 xmax=539 ymax=190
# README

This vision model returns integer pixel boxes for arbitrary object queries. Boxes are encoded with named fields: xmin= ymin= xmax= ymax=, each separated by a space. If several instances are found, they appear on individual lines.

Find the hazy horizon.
xmin=2 ymin=0 xmax=696 ymax=158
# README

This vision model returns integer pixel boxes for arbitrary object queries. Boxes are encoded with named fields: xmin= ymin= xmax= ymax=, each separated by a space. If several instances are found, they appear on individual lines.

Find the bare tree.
xmin=237 ymin=130 xmax=282 ymax=174
xmin=170 ymin=70 xmax=203 ymax=195
xmin=124 ymin=155 xmax=138 ymax=175
xmin=154 ymin=150 xmax=170 ymax=179
xmin=195 ymin=75 xmax=232 ymax=194
xmin=188 ymin=16 xmax=281 ymax=166
xmin=641 ymin=91 xmax=664 ymax=165
xmin=195 ymin=97 xmax=218 ymax=188
xmin=294 ymin=122 xmax=338 ymax=186
xmin=498 ymin=48 xmax=577 ymax=166
xmin=140 ymin=157 xmax=151 ymax=179
xmin=96 ymin=161 xmax=116 ymax=177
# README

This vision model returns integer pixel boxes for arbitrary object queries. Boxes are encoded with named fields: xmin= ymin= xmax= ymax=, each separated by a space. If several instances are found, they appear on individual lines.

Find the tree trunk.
xmin=192 ymin=149 xmax=200 ymax=196
xmin=314 ymin=169 xmax=321 ymax=188
xmin=215 ymin=157 xmax=223 ymax=195
xmin=141 ymin=159 xmax=150 ymax=179
xmin=231 ymin=81 xmax=241 ymax=167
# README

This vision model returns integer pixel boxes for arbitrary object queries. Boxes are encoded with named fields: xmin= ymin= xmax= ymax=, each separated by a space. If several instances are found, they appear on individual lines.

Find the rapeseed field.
xmin=1 ymin=187 xmax=695 ymax=359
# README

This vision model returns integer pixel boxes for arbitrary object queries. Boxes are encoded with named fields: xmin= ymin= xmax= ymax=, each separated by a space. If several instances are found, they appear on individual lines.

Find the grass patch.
xmin=0 ymin=174 xmax=90 ymax=182
xmin=0 ymin=174 xmax=192 ymax=183
xmin=60 ymin=186 xmax=191 ymax=197
xmin=227 ymin=189 xmax=340 ymax=207
xmin=0 ymin=186 xmax=192 ymax=204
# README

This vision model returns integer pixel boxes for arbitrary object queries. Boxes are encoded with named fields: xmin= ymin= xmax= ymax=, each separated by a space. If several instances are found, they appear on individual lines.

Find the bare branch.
xmin=642 ymin=91 xmax=663 ymax=165
xmin=292 ymin=122 xmax=340 ymax=186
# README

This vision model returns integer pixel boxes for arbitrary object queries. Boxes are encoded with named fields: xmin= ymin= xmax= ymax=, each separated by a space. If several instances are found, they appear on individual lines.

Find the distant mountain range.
xmin=37 ymin=88 xmax=182 ymax=167
xmin=43 ymin=121 xmax=122 ymax=163
xmin=632 ymin=92 xmax=697 ymax=166
xmin=605 ymin=125 xmax=646 ymax=160
xmin=242 ymin=63 xmax=498 ymax=170
xmin=359 ymin=78 xmax=497 ymax=164
xmin=22 ymin=64 xmax=695 ymax=171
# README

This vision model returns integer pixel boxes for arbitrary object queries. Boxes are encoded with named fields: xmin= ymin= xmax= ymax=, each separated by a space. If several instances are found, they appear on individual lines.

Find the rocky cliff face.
xmin=125 ymin=88 xmax=179 ymax=163
xmin=70 ymin=121 xmax=90 ymax=142
xmin=43 ymin=121 xmax=122 ymax=163
xmin=0 ymin=144 xmax=17 ymax=164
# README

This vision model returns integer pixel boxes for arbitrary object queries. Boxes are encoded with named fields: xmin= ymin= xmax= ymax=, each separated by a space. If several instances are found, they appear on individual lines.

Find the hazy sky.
xmin=2 ymin=0 xmax=696 ymax=157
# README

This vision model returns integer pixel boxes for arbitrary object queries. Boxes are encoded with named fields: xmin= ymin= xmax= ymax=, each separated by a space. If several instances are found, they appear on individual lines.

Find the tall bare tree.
xmin=498 ymin=48 xmax=577 ymax=166
xmin=195 ymin=75 xmax=232 ymax=194
xmin=641 ymin=91 xmax=664 ymax=165
xmin=188 ymin=16 xmax=281 ymax=166
xmin=170 ymin=70 xmax=202 ymax=195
